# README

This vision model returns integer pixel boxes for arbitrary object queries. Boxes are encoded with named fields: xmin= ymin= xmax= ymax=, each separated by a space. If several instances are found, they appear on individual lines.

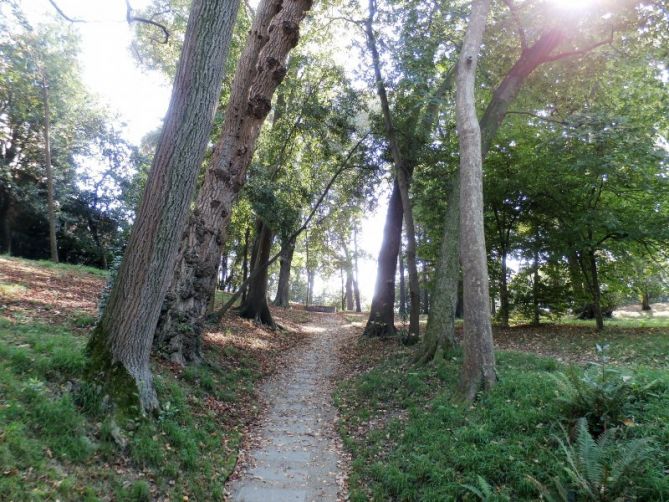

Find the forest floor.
xmin=1 ymin=256 xmax=668 ymax=500
xmin=0 ymin=256 xmax=322 ymax=501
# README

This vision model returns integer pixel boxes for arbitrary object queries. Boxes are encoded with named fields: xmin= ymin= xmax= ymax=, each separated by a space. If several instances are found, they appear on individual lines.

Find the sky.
xmin=20 ymin=0 xmax=387 ymax=306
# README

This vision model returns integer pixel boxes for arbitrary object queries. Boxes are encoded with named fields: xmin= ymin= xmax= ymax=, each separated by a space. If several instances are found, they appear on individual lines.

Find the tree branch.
xmin=213 ymin=132 xmax=370 ymax=318
xmin=544 ymin=29 xmax=614 ymax=62
xmin=501 ymin=0 xmax=527 ymax=51
xmin=126 ymin=0 xmax=170 ymax=44
xmin=47 ymin=0 xmax=84 ymax=22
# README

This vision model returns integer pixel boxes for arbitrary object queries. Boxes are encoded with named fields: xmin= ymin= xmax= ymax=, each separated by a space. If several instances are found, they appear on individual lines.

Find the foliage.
xmin=550 ymin=358 xmax=660 ymax=435
xmin=336 ymin=338 xmax=669 ymax=500
xmin=529 ymin=418 xmax=656 ymax=501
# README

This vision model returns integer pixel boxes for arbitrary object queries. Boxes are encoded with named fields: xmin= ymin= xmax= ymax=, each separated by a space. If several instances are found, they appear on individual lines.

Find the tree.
xmin=86 ymin=0 xmax=241 ymax=413
xmin=455 ymin=0 xmax=497 ymax=401
xmin=155 ymin=0 xmax=314 ymax=364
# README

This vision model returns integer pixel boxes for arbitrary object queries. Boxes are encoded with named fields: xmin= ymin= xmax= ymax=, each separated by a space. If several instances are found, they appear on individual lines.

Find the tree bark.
xmin=42 ymin=78 xmax=58 ymax=263
xmin=273 ymin=237 xmax=295 ymax=307
xmin=365 ymin=1 xmax=420 ymax=338
xmin=456 ymin=0 xmax=496 ymax=401
xmin=238 ymin=219 xmax=275 ymax=327
xmin=345 ymin=267 xmax=354 ymax=311
xmin=363 ymin=180 xmax=402 ymax=337
xmin=155 ymin=0 xmax=313 ymax=363
xmin=87 ymin=0 xmax=240 ymax=413
xmin=641 ymin=292 xmax=651 ymax=311
xmin=416 ymin=176 xmax=459 ymax=364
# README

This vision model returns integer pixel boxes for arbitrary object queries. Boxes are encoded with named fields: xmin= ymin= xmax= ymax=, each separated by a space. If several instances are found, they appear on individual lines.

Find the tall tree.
xmin=86 ymin=0 xmax=241 ymax=413
xmin=155 ymin=0 xmax=314 ymax=364
xmin=455 ymin=0 xmax=496 ymax=401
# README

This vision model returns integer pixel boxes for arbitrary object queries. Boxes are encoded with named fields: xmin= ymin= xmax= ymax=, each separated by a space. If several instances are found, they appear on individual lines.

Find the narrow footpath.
xmin=226 ymin=313 xmax=352 ymax=502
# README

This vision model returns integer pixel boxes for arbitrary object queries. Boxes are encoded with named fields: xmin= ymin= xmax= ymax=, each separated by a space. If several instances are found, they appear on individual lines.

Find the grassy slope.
xmin=0 ymin=256 xmax=306 ymax=501
xmin=336 ymin=323 xmax=669 ymax=501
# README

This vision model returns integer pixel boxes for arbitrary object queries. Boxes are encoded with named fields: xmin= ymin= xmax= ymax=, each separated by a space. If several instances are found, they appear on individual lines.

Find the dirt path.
xmin=226 ymin=313 xmax=352 ymax=502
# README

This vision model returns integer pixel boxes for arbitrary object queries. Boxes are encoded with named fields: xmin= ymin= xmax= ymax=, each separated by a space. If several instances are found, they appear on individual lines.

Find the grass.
xmin=336 ymin=334 xmax=669 ymax=501
xmin=0 ymin=257 xmax=272 ymax=500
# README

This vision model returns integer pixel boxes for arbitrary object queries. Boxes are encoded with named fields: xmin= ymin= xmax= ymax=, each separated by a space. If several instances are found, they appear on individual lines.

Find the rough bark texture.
xmin=364 ymin=180 xmax=402 ymax=337
xmin=417 ymin=176 xmax=459 ymax=364
xmin=155 ymin=0 xmax=313 ymax=363
xmin=87 ymin=0 xmax=240 ymax=413
xmin=42 ymin=79 xmax=58 ymax=263
xmin=456 ymin=0 xmax=496 ymax=402
xmin=364 ymin=0 xmax=420 ymax=337
xmin=273 ymin=237 xmax=295 ymax=307
xmin=239 ymin=220 xmax=275 ymax=327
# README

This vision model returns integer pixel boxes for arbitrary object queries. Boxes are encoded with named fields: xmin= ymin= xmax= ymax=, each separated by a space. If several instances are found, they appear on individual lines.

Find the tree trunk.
xmin=273 ymin=237 xmax=295 ymax=307
xmin=532 ymin=249 xmax=540 ymax=326
xmin=155 ymin=0 xmax=313 ymax=364
xmin=238 ymin=220 xmax=275 ymax=327
xmin=42 ymin=78 xmax=58 ymax=263
xmin=568 ymin=251 xmax=587 ymax=306
xmin=417 ymin=176 xmax=459 ymax=364
xmin=364 ymin=180 xmax=402 ymax=337
xmin=87 ymin=0 xmax=240 ymax=413
xmin=345 ymin=267 xmax=354 ymax=311
xmin=499 ymin=248 xmax=509 ymax=327
xmin=1 ymin=200 xmax=12 ymax=255
xmin=641 ymin=292 xmax=651 ymax=311
xmin=456 ymin=0 xmax=496 ymax=401
xmin=365 ymin=2 xmax=420 ymax=337
xmin=399 ymin=250 xmax=407 ymax=317
xmin=588 ymin=249 xmax=604 ymax=330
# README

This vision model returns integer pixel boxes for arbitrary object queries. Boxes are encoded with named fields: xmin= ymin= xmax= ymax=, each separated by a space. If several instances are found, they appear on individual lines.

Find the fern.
xmin=529 ymin=418 xmax=654 ymax=501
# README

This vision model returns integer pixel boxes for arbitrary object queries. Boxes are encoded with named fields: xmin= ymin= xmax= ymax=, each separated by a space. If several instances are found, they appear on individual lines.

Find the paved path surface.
xmin=227 ymin=314 xmax=349 ymax=502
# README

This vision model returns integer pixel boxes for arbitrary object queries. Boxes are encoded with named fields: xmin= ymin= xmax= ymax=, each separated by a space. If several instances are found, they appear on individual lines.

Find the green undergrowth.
xmin=335 ymin=341 xmax=669 ymax=501
xmin=0 ymin=312 xmax=262 ymax=500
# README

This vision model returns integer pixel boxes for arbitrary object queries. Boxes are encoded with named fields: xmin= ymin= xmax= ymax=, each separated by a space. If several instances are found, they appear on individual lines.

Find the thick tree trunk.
xmin=365 ymin=2 xmax=420 ymax=337
xmin=239 ymin=220 xmax=275 ymax=327
xmin=364 ymin=180 xmax=402 ymax=337
xmin=641 ymin=292 xmax=651 ymax=311
xmin=155 ymin=0 xmax=313 ymax=364
xmin=499 ymin=248 xmax=509 ymax=327
xmin=456 ymin=0 xmax=496 ymax=401
xmin=417 ymin=176 xmax=459 ymax=364
xmin=273 ymin=238 xmax=295 ymax=307
xmin=87 ymin=0 xmax=240 ymax=413
xmin=42 ymin=79 xmax=58 ymax=263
